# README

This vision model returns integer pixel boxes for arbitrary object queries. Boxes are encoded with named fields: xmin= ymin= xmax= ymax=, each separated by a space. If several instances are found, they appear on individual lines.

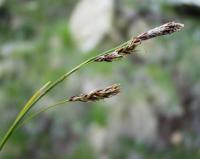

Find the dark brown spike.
xmin=69 ymin=84 xmax=120 ymax=102
xmin=134 ymin=21 xmax=184 ymax=42
xmin=94 ymin=22 xmax=184 ymax=63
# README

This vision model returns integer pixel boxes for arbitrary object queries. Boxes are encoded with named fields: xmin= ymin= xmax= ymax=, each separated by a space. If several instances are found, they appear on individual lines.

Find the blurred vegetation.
xmin=0 ymin=0 xmax=200 ymax=159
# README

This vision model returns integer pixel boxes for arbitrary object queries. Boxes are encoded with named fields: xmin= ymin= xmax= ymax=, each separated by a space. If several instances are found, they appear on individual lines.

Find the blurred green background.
xmin=0 ymin=0 xmax=200 ymax=158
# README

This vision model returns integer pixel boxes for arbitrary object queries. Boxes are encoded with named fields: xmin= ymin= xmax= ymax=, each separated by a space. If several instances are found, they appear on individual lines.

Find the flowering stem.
xmin=0 ymin=21 xmax=184 ymax=151
xmin=0 ymin=82 xmax=51 ymax=151
xmin=18 ymin=83 xmax=120 ymax=128
xmin=18 ymin=99 xmax=70 ymax=129
xmin=0 ymin=40 xmax=130 ymax=151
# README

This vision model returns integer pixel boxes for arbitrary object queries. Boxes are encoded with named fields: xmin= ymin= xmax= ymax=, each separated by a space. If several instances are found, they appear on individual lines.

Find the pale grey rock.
xmin=69 ymin=0 xmax=114 ymax=52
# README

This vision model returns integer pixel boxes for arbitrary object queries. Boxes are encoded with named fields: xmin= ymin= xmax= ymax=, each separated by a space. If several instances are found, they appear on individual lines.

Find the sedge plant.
xmin=0 ymin=21 xmax=184 ymax=151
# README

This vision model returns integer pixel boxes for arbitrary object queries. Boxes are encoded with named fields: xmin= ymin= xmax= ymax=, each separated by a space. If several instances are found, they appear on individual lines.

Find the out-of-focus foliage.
xmin=0 ymin=0 xmax=200 ymax=159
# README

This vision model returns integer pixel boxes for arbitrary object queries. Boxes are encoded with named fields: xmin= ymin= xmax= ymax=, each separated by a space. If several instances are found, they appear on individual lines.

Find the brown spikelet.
xmin=94 ymin=51 xmax=124 ymax=62
xmin=133 ymin=21 xmax=184 ymax=43
xmin=94 ymin=21 xmax=184 ymax=62
xmin=69 ymin=84 xmax=120 ymax=102
xmin=94 ymin=42 xmax=139 ymax=62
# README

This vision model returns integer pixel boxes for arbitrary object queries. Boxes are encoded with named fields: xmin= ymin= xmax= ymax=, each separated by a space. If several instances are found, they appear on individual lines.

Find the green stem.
xmin=0 ymin=40 xmax=130 ymax=151
xmin=0 ymin=81 xmax=51 ymax=151
xmin=18 ymin=99 xmax=70 ymax=128
xmin=34 ymin=40 xmax=131 ymax=100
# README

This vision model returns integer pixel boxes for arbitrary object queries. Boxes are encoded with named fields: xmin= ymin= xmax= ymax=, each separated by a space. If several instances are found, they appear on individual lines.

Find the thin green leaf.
xmin=0 ymin=40 xmax=130 ymax=151
xmin=0 ymin=81 xmax=51 ymax=151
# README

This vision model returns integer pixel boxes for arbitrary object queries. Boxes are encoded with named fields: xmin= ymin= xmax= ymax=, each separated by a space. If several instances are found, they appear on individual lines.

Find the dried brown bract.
xmin=69 ymin=84 xmax=120 ymax=102
xmin=133 ymin=21 xmax=184 ymax=43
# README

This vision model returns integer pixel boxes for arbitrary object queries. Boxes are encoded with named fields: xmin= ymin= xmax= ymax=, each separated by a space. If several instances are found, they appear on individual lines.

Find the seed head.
xmin=94 ymin=43 xmax=138 ymax=62
xmin=94 ymin=21 xmax=184 ymax=62
xmin=94 ymin=51 xmax=123 ymax=62
xmin=69 ymin=84 xmax=120 ymax=102
xmin=133 ymin=21 xmax=184 ymax=43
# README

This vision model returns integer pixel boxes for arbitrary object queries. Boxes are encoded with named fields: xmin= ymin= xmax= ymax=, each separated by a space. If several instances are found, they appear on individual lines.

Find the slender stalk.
xmin=20 ymin=83 xmax=120 ymax=128
xmin=0 ymin=81 xmax=51 ymax=151
xmin=18 ymin=99 xmax=70 ymax=128
xmin=19 ymin=83 xmax=120 ymax=128
xmin=43 ymin=40 xmax=130 ymax=96
xmin=0 ymin=40 xmax=130 ymax=151
xmin=0 ymin=21 xmax=184 ymax=151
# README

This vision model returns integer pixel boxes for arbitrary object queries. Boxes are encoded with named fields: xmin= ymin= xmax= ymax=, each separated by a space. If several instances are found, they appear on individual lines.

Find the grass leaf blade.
xmin=0 ymin=81 xmax=51 ymax=151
